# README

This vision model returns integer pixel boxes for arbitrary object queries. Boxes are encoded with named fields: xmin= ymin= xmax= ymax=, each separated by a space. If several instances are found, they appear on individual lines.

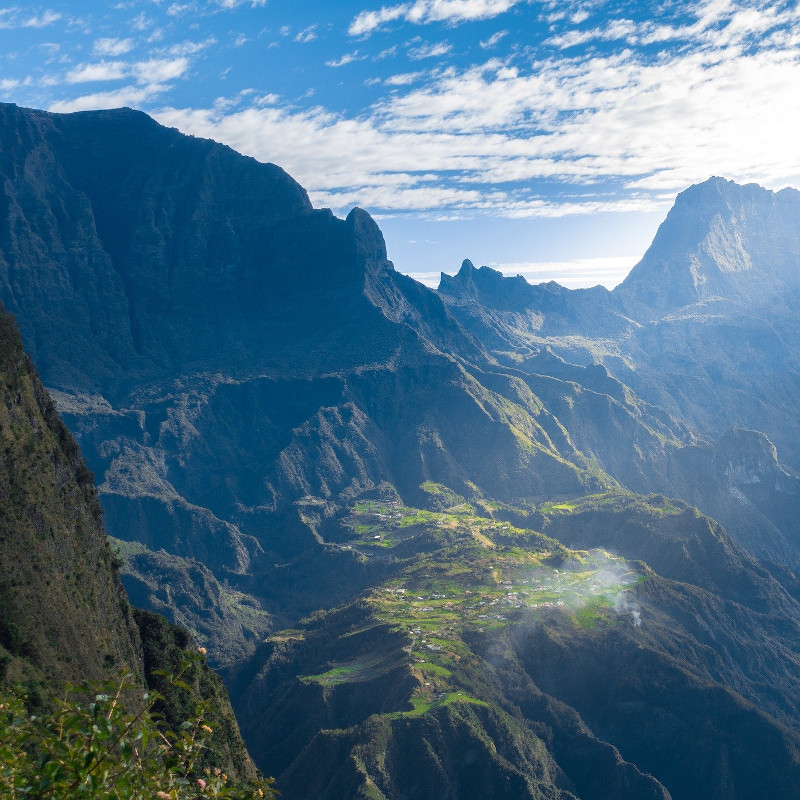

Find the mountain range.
xmin=2 ymin=102 xmax=800 ymax=799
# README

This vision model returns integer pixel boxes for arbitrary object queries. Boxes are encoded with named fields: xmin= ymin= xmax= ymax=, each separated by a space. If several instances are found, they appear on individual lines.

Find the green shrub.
xmin=0 ymin=653 xmax=277 ymax=799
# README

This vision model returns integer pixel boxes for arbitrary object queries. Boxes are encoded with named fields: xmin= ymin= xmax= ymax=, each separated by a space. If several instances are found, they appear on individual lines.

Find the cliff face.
xmin=0 ymin=103 xmax=399 ymax=398
xmin=437 ymin=179 xmax=800 ymax=570
xmin=0 ymin=300 xmax=257 ymax=781
xmin=0 ymin=304 xmax=140 ymax=686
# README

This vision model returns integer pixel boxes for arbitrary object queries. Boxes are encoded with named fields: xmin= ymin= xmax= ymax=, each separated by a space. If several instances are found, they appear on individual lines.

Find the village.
xmin=340 ymin=495 xmax=642 ymax=713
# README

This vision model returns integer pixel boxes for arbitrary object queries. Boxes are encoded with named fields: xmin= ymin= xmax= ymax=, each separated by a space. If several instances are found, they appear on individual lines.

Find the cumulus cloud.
xmin=66 ymin=62 xmax=129 ymax=84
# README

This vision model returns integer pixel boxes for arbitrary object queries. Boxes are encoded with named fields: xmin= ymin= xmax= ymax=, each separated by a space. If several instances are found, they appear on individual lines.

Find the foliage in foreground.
xmin=0 ymin=653 xmax=276 ymax=800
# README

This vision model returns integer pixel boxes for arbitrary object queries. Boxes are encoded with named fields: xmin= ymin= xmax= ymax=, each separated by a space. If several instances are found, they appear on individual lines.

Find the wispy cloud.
xmin=22 ymin=9 xmax=61 ymax=28
xmin=349 ymin=0 xmax=523 ymax=37
xmin=480 ymin=30 xmax=508 ymax=49
xmin=294 ymin=25 xmax=317 ymax=43
xmin=167 ymin=38 xmax=216 ymax=56
xmin=326 ymin=51 xmax=364 ymax=67
xmin=156 ymin=9 xmax=800 ymax=223
xmin=384 ymin=71 xmax=426 ymax=85
xmin=0 ymin=7 xmax=61 ymax=29
xmin=545 ymin=0 xmax=800 ymax=50
xmin=22 ymin=0 xmax=800 ymax=233
xmin=93 ymin=37 xmax=135 ymax=57
xmin=407 ymin=40 xmax=452 ymax=59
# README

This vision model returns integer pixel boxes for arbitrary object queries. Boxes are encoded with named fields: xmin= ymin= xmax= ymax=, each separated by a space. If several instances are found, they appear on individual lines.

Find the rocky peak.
xmin=439 ymin=261 xmax=543 ymax=309
xmin=615 ymin=177 xmax=800 ymax=312
xmin=346 ymin=206 xmax=390 ymax=267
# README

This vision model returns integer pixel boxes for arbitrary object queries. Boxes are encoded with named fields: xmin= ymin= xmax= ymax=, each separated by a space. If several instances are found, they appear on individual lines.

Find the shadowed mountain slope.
xmin=0 ymin=301 xmax=257 ymax=781
xmin=0 ymin=305 xmax=140 ymax=686
xmin=226 ymin=493 xmax=800 ymax=800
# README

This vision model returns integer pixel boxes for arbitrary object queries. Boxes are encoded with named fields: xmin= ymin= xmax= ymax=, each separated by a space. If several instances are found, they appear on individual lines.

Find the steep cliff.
xmin=0 ymin=300 xmax=257 ymax=782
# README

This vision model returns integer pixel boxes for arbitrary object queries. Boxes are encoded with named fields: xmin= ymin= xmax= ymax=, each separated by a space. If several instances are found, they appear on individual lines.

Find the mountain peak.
xmin=346 ymin=206 xmax=389 ymax=266
xmin=459 ymin=258 xmax=476 ymax=273
xmin=615 ymin=177 xmax=800 ymax=311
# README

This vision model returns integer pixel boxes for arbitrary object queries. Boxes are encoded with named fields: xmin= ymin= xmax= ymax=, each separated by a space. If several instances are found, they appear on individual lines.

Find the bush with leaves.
xmin=0 ymin=652 xmax=277 ymax=799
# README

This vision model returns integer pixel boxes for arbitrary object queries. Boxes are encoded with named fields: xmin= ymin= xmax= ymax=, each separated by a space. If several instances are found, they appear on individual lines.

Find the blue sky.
xmin=2 ymin=0 xmax=799 ymax=288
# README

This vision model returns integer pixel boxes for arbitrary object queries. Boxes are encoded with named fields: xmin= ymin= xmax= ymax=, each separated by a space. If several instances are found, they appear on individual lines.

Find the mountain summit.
xmin=616 ymin=177 xmax=800 ymax=311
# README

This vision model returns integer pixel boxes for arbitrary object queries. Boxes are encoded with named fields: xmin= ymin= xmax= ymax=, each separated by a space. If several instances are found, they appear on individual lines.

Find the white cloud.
xmin=546 ymin=0 xmax=800 ymax=51
xmin=349 ymin=0 xmax=523 ymax=36
xmin=66 ymin=61 xmax=129 ymax=84
xmin=0 ymin=7 xmax=61 ymax=29
xmin=167 ymin=38 xmax=216 ymax=56
xmin=131 ymin=12 xmax=152 ymax=31
xmin=49 ymin=83 xmax=169 ymax=113
xmin=327 ymin=51 xmax=363 ymax=67
xmin=93 ymin=37 xmax=134 ymax=57
xmin=22 ymin=10 xmax=61 ymax=28
xmin=154 ymin=19 xmax=800 ymax=222
xmin=384 ymin=71 xmax=425 ymax=84
xmin=479 ymin=30 xmax=508 ymax=48
xmin=72 ymin=0 xmax=772 ymax=228
xmin=294 ymin=25 xmax=317 ymax=43
xmin=134 ymin=57 xmax=189 ymax=82
xmin=349 ymin=5 xmax=410 ymax=36
xmin=214 ymin=0 xmax=268 ymax=7
xmin=408 ymin=40 xmax=452 ymax=59
xmin=64 ymin=57 xmax=189 ymax=86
